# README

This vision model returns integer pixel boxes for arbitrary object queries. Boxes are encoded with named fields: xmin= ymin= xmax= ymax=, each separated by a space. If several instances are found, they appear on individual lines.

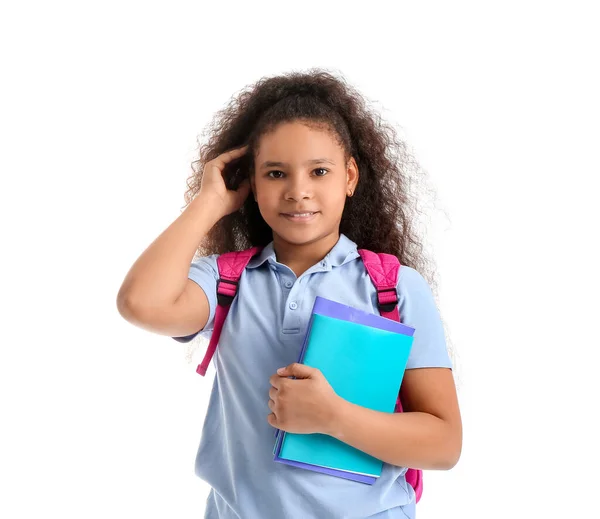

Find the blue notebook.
xmin=273 ymin=296 xmax=414 ymax=484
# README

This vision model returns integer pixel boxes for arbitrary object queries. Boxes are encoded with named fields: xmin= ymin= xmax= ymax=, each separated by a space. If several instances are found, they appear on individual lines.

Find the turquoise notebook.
xmin=275 ymin=310 xmax=414 ymax=479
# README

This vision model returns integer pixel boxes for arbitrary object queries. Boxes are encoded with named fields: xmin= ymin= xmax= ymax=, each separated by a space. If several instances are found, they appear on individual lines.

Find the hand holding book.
xmin=270 ymin=296 xmax=415 ymax=484
xmin=267 ymin=363 xmax=342 ymax=435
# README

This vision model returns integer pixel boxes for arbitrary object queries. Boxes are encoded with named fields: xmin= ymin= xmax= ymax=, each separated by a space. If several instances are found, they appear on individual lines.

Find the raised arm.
xmin=116 ymin=144 xmax=251 ymax=338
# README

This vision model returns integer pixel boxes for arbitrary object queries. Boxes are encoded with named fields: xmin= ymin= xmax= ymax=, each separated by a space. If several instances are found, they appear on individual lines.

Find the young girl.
xmin=117 ymin=69 xmax=462 ymax=519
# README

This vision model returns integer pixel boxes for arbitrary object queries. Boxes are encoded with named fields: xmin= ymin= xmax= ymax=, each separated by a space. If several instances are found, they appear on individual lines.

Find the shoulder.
xmin=396 ymin=266 xmax=452 ymax=369
xmin=188 ymin=254 xmax=221 ymax=288
xmin=396 ymin=265 xmax=440 ymax=314
xmin=189 ymin=249 xmax=263 ymax=284
xmin=190 ymin=253 xmax=220 ymax=273
xmin=398 ymin=265 xmax=429 ymax=288
xmin=397 ymin=265 xmax=432 ymax=292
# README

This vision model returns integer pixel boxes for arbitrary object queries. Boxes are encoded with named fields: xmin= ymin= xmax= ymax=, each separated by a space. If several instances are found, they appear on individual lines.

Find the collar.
xmin=246 ymin=233 xmax=360 ymax=271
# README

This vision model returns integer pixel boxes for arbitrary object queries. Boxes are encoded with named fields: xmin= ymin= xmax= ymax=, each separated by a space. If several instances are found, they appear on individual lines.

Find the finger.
xmin=278 ymin=363 xmax=315 ymax=379
xmin=269 ymin=374 xmax=282 ymax=389
xmin=214 ymin=145 xmax=249 ymax=168
xmin=226 ymin=144 xmax=249 ymax=155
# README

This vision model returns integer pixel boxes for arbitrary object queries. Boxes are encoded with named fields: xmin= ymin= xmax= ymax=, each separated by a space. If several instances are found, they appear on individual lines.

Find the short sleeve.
xmin=397 ymin=266 xmax=453 ymax=370
xmin=171 ymin=254 xmax=219 ymax=343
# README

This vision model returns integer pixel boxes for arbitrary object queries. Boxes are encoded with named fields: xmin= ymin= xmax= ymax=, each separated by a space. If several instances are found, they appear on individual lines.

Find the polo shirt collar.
xmin=246 ymin=233 xmax=359 ymax=270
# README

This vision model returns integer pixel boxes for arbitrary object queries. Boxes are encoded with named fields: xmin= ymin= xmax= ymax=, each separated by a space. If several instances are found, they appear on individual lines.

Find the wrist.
xmin=322 ymin=395 xmax=349 ymax=438
xmin=189 ymin=192 xmax=227 ymax=223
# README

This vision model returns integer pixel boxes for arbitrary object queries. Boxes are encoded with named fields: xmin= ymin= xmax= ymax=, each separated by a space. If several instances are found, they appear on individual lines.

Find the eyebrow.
xmin=259 ymin=158 xmax=335 ymax=169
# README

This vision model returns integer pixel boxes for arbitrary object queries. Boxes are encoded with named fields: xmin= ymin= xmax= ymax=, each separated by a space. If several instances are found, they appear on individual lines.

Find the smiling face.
xmin=251 ymin=121 xmax=359 ymax=252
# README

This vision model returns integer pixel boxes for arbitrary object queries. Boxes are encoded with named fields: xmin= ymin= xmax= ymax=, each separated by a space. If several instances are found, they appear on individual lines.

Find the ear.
xmin=346 ymin=156 xmax=359 ymax=194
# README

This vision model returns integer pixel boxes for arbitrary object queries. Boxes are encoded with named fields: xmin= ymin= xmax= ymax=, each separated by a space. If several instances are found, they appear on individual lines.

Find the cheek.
xmin=326 ymin=187 xmax=348 ymax=209
xmin=256 ymin=186 xmax=276 ymax=207
xmin=255 ymin=185 xmax=280 ymax=217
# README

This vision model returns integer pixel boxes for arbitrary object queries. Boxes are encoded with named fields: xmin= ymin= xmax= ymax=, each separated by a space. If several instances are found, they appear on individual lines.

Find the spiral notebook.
xmin=273 ymin=296 xmax=415 ymax=484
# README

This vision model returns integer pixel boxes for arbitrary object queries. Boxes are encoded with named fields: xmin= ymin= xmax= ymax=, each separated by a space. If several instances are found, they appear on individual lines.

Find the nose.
xmin=284 ymin=175 xmax=313 ymax=202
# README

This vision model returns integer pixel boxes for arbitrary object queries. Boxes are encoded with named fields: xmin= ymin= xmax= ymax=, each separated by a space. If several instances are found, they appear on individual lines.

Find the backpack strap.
xmin=357 ymin=249 xmax=400 ymax=320
xmin=196 ymin=246 xmax=263 ymax=376
xmin=358 ymin=249 xmax=423 ymax=503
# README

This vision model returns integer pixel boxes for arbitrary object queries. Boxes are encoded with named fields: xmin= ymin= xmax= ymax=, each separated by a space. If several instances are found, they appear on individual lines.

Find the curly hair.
xmin=181 ymin=68 xmax=455 ymax=368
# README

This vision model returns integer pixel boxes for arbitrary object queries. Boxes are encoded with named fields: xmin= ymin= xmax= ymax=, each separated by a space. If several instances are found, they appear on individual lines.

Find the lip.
xmin=280 ymin=211 xmax=319 ymax=222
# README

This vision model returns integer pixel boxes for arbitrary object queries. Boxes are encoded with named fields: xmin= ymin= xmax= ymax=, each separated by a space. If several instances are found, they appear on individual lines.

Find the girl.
xmin=117 ymin=69 xmax=462 ymax=519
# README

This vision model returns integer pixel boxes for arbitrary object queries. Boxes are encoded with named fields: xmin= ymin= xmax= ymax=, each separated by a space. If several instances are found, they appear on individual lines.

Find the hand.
xmin=267 ymin=363 xmax=341 ymax=435
xmin=198 ymin=144 xmax=251 ymax=216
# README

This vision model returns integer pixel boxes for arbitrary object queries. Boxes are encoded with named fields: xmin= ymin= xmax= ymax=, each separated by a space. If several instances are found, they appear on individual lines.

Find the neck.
xmin=272 ymin=231 xmax=340 ymax=277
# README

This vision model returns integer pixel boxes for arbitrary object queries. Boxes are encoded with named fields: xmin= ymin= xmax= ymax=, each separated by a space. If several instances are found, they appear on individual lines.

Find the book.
xmin=273 ymin=296 xmax=415 ymax=484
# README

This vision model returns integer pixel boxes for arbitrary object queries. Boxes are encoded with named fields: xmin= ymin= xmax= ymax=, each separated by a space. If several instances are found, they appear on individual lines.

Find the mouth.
xmin=280 ymin=211 xmax=319 ymax=222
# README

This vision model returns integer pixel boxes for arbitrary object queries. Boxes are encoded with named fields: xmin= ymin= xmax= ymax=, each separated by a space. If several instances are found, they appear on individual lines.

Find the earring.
xmin=347 ymin=189 xmax=354 ymax=197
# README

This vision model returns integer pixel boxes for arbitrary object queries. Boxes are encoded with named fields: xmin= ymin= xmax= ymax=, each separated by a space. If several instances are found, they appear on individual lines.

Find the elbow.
xmin=440 ymin=431 xmax=462 ymax=470
xmin=430 ymin=445 xmax=460 ymax=471
xmin=116 ymin=290 xmax=139 ymax=319
xmin=116 ymin=290 xmax=129 ymax=317
xmin=428 ymin=419 xmax=461 ymax=470
xmin=443 ymin=446 xmax=461 ymax=470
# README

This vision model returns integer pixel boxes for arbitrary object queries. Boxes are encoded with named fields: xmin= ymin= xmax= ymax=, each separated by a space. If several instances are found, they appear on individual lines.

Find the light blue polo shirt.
xmin=173 ymin=233 xmax=452 ymax=519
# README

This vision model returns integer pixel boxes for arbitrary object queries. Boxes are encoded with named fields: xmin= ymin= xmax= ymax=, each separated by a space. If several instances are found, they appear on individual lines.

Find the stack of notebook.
xmin=272 ymin=296 xmax=415 ymax=484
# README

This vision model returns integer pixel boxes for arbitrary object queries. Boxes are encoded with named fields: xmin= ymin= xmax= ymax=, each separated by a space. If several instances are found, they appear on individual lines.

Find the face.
xmin=251 ymin=121 xmax=359 ymax=248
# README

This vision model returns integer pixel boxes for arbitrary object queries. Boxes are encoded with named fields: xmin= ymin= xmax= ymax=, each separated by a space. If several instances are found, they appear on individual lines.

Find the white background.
xmin=1 ymin=1 xmax=598 ymax=517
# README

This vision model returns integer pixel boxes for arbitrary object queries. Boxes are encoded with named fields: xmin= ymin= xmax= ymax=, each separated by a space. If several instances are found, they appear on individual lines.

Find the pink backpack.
xmin=194 ymin=246 xmax=423 ymax=503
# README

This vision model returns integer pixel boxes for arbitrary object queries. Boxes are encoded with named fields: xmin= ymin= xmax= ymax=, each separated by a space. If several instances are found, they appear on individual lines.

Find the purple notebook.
xmin=273 ymin=296 xmax=415 ymax=484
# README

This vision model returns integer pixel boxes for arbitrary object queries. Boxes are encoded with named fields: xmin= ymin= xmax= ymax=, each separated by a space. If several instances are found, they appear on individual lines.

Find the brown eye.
xmin=314 ymin=168 xmax=329 ymax=177
xmin=267 ymin=171 xmax=284 ymax=179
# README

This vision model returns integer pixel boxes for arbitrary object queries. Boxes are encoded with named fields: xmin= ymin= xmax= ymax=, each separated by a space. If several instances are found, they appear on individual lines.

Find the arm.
xmin=269 ymin=267 xmax=460 ymax=469
xmin=116 ymin=144 xmax=250 ymax=323
xmin=325 ymin=367 xmax=462 ymax=470
xmin=116 ymin=193 xmax=223 ymax=339
xmin=116 ymin=194 xmax=222 ymax=317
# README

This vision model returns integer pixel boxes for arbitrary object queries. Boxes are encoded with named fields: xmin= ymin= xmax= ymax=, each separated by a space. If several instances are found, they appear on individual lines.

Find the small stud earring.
xmin=347 ymin=189 xmax=354 ymax=197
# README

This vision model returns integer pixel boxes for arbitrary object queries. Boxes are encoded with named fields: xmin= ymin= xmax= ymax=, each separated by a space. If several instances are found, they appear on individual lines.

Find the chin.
xmin=274 ymin=229 xmax=318 ymax=245
xmin=271 ymin=225 xmax=333 ymax=247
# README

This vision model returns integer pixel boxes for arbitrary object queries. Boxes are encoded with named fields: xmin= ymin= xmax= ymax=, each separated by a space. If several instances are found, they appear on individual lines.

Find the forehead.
xmin=255 ymin=121 xmax=344 ymax=163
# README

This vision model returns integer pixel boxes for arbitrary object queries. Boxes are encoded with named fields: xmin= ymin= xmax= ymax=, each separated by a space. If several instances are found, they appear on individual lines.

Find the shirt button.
xmin=284 ymin=280 xmax=293 ymax=288
xmin=289 ymin=301 xmax=298 ymax=310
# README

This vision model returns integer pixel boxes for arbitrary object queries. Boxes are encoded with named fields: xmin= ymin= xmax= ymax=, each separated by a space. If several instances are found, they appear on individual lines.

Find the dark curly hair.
xmin=181 ymin=68 xmax=454 ymax=365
